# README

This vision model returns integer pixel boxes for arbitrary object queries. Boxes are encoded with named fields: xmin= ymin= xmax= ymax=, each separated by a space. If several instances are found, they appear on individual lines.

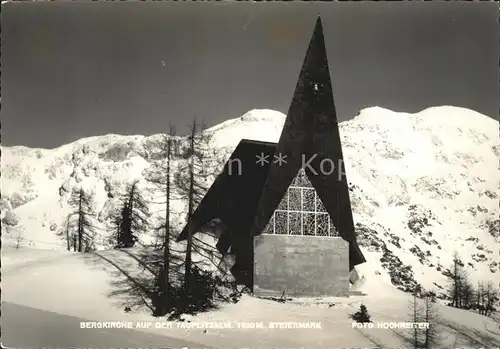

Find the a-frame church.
xmin=177 ymin=17 xmax=366 ymax=297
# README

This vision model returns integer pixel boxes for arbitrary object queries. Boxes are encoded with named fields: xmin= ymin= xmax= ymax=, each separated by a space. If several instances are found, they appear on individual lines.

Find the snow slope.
xmin=3 ymin=246 xmax=499 ymax=349
xmin=1 ymin=106 xmax=499 ymax=295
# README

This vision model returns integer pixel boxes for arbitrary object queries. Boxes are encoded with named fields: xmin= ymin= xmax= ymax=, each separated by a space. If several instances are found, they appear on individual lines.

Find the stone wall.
xmin=253 ymin=234 xmax=349 ymax=297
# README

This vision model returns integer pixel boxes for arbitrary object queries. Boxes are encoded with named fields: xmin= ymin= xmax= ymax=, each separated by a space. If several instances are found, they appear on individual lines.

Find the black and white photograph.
xmin=1 ymin=2 xmax=499 ymax=348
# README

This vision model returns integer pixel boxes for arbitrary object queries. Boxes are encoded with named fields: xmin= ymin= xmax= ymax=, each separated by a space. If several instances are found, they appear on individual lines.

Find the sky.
xmin=1 ymin=1 xmax=498 ymax=149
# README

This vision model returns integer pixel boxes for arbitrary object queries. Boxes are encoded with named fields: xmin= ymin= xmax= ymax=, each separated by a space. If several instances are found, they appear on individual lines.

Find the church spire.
xmin=251 ymin=16 xmax=365 ymax=269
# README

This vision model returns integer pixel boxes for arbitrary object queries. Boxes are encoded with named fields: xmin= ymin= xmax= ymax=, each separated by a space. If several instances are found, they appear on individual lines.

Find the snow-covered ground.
xmin=3 ymin=246 xmax=499 ymax=348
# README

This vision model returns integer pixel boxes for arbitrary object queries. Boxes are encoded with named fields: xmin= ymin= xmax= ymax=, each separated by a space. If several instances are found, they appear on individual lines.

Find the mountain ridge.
xmin=3 ymin=105 xmax=497 ymax=152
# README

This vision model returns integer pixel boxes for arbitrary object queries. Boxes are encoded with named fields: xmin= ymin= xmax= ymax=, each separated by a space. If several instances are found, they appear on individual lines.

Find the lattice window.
xmin=302 ymin=188 xmax=315 ymax=211
xmin=288 ymin=212 xmax=301 ymax=235
xmin=263 ymin=169 xmax=340 ymax=237
xmin=275 ymin=211 xmax=287 ymax=234
xmin=277 ymin=191 xmax=288 ymax=210
xmin=303 ymin=213 xmax=315 ymax=236
xmin=316 ymin=194 xmax=327 ymax=212
xmin=316 ymin=214 xmax=329 ymax=236
xmin=292 ymin=169 xmax=313 ymax=187
xmin=288 ymin=188 xmax=301 ymax=211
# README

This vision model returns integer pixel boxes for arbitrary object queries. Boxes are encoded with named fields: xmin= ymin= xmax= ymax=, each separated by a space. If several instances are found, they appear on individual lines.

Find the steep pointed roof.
xmin=250 ymin=16 xmax=365 ymax=268
xmin=176 ymin=140 xmax=277 ymax=243
xmin=177 ymin=17 xmax=365 ymax=270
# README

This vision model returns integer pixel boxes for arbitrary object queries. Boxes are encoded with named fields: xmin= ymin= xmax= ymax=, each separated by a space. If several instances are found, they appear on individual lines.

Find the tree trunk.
xmin=424 ymin=298 xmax=429 ymax=348
xmin=184 ymin=123 xmax=197 ymax=303
xmin=127 ymin=185 xmax=135 ymax=246
xmin=184 ymin=159 xmax=195 ymax=293
xmin=66 ymin=219 xmax=71 ymax=251
xmin=413 ymin=293 xmax=419 ymax=349
xmin=78 ymin=192 xmax=83 ymax=253
xmin=453 ymin=257 xmax=460 ymax=308
xmin=161 ymin=135 xmax=172 ymax=313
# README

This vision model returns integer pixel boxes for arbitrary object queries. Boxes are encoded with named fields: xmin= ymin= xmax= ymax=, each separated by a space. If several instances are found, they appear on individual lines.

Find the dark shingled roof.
xmin=176 ymin=139 xmax=277 ymax=249
xmin=177 ymin=17 xmax=366 ymax=276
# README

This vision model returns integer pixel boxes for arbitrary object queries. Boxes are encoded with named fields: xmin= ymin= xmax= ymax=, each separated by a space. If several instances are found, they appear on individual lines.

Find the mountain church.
xmin=177 ymin=17 xmax=366 ymax=297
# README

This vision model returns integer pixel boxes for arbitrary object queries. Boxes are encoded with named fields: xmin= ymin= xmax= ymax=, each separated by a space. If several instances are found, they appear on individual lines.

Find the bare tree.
xmin=68 ymin=188 xmax=97 ymax=252
xmin=408 ymin=289 xmax=424 ymax=349
xmin=461 ymin=277 xmax=474 ymax=309
xmin=448 ymin=252 xmax=466 ymax=308
xmin=144 ymin=125 xmax=180 ymax=316
xmin=175 ymin=118 xmax=219 ymax=305
xmin=56 ymin=216 xmax=73 ymax=251
xmin=484 ymin=281 xmax=499 ymax=317
xmin=475 ymin=281 xmax=485 ymax=315
xmin=423 ymin=294 xmax=439 ymax=348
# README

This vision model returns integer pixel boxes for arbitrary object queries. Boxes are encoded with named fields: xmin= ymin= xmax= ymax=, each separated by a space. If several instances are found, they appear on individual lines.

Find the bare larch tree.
xmin=408 ymin=287 xmax=424 ymax=349
xmin=175 ymin=118 xmax=219 ymax=306
xmin=68 ymin=187 xmax=96 ymax=252
xmin=144 ymin=124 xmax=180 ymax=315
xmin=423 ymin=294 xmax=439 ymax=348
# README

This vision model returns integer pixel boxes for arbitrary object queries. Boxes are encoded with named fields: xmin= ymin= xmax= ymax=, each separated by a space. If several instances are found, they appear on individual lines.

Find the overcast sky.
xmin=2 ymin=1 xmax=498 ymax=148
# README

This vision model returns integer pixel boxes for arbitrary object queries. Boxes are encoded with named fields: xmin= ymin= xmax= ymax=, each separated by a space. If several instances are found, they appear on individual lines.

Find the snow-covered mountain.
xmin=2 ymin=106 xmax=499 ymax=297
